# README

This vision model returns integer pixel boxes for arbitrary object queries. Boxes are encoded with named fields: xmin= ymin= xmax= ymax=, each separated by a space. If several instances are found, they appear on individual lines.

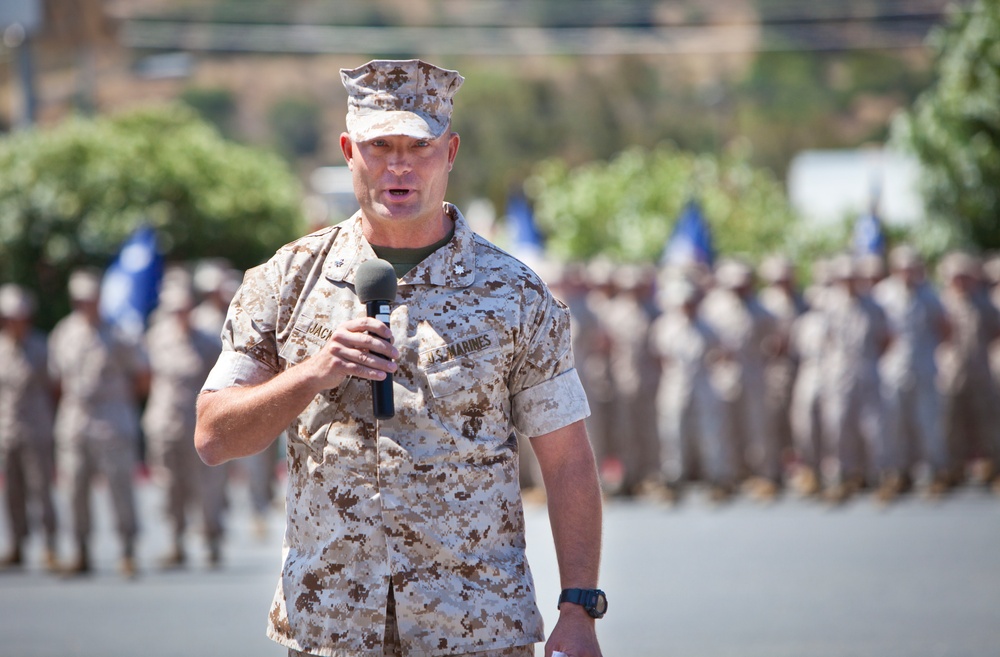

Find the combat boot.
xmin=62 ymin=541 xmax=91 ymax=577
xmin=0 ymin=542 xmax=23 ymax=569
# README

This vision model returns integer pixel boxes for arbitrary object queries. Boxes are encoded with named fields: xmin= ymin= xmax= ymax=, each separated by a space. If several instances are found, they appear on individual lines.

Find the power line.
xmin=114 ymin=0 xmax=970 ymax=28
xmin=121 ymin=19 xmax=954 ymax=56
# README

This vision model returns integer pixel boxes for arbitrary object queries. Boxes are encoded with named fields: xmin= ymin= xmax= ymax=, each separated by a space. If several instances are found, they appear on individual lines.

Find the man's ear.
xmin=340 ymin=133 xmax=354 ymax=169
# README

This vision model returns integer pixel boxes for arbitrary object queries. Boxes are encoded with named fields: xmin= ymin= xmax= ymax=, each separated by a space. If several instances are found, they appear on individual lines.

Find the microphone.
xmin=355 ymin=258 xmax=398 ymax=419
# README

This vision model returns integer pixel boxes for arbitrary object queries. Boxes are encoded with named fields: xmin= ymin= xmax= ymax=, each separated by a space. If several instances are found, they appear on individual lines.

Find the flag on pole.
xmin=853 ymin=175 xmax=886 ymax=256
xmin=661 ymin=200 xmax=714 ymax=268
xmin=505 ymin=191 xmax=545 ymax=269
xmin=852 ymin=210 xmax=886 ymax=256
xmin=100 ymin=225 xmax=163 ymax=339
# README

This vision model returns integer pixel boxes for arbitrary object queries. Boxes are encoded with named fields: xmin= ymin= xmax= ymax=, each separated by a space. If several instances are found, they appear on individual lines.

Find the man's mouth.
xmin=388 ymin=188 xmax=409 ymax=197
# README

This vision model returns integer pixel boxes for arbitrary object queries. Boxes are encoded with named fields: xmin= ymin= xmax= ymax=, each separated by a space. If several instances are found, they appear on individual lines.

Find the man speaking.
xmin=195 ymin=59 xmax=605 ymax=657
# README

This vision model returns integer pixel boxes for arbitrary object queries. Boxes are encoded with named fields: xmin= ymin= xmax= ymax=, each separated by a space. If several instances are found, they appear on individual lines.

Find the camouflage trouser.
xmin=61 ymin=436 xmax=139 ymax=543
xmin=288 ymin=585 xmax=535 ymax=657
xmin=2 ymin=441 xmax=58 ymax=545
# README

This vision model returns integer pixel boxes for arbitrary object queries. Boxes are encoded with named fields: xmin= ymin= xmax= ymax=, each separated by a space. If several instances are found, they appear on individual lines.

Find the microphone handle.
xmin=365 ymin=300 xmax=395 ymax=419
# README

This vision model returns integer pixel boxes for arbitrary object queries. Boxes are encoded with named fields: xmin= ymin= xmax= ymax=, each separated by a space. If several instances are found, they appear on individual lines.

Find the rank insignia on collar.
xmin=454 ymin=264 xmax=466 ymax=275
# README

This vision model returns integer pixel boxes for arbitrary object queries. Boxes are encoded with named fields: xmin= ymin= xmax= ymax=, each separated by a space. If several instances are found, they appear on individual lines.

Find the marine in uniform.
xmin=937 ymin=252 xmax=1000 ymax=488
xmin=700 ymin=258 xmax=780 ymax=498
xmin=0 ymin=284 xmax=59 ymax=570
xmin=786 ymin=262 xmax=831 ymax=496
xmin=819 ymin=256 xmax=891 ymax=503
xmin=651 ymin=278 xmax=733 ymax=501
xmin=49 ymin=269 xmax=150 ymax=577
xmin=143 ymin=273 xmax=225 ymax=567
xmin=757 ymin=255 xmax=807 ymax=474
xmin=872 ymin=246 xmax=950 ymax=495
xmin=195 ymin=60 xmax=605 ymax=657
xmin=604 ymin=264 xmax=660 ymax=495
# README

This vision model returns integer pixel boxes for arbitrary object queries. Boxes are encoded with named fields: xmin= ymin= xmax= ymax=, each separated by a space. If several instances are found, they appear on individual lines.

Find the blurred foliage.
xmin=447 ymin=50 xmax=929 ymax=215
xmin=737 ymin=50 xmax=931 ymax=178
xmin=180 ymin=86 xmax=239 ymax=139
xmin=0 ymin=105 xmax=304 ymax=329
xmin=891 ymin=0 xmax=1000 ymax=252
xmin=268 ymin=96 xmax=324 ymax=159
xmin=450 ymin=57 xmax=729 ymax=210
xmin=526 ymin=140 xmax=797 ymax=264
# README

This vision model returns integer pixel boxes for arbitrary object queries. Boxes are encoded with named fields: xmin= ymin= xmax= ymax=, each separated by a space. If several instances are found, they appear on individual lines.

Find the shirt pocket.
xmin=419 ymin=329 xmax=505 ymax=399
xmin=424 ymin=356 xmax=499 ymax=399
xmin=278 ymin=315 xmax=331 ymax=366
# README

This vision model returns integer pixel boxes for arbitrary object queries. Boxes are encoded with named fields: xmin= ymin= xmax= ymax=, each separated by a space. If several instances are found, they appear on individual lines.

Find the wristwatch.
xmin=558 ymin=588 xmax=608 ymax=619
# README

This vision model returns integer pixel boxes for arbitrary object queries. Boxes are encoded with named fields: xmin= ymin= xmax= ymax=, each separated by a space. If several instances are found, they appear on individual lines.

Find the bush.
xmin=0 ymin=105 xmax=304 ymax=328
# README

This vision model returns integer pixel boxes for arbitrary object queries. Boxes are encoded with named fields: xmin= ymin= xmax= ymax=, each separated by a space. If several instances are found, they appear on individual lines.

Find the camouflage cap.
xmin=341 ymin=59 xmax=464 ymax=142
xmin=68 ymin=268 xmax=102 ymax=302
xmin=0 ymin=283 xmax=35 ymax=319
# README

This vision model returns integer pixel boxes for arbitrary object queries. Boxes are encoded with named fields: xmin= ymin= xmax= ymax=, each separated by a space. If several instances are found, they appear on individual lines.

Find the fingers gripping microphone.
xmin=355 ymin=259 xmax=398 ymax=419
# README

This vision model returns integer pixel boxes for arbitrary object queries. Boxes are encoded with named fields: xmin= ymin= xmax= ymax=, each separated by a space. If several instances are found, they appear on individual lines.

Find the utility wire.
xmin=121 ymin=19 xmax=957 ymax=56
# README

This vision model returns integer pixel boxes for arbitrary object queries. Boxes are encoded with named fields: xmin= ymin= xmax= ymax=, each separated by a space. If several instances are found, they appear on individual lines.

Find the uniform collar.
xmin=324 ymin=203 xmax=477 ymax=289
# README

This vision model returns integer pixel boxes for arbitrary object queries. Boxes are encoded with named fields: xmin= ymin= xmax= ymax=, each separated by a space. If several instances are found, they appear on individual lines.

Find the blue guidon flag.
xmin=100 ymin=225 xmax=164 ymax=339
xmin=506 ymin=191 xmax=545 ymax=261
xmin=852 ymin=210 xmax=886 ymax=256
xmin=661 ymin=199 xmax=714 ymax=269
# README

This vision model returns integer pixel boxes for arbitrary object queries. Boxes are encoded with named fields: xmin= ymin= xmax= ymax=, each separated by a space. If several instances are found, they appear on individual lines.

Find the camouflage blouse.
xmin=203 ymin=205 xmax=589 ymax=656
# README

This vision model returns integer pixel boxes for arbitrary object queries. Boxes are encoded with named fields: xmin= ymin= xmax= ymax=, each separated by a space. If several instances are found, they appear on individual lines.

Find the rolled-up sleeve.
xmin=201 ymin=262 xmax=281 ymax=393
xmin=509 ymin=290 xmax=590 ymax=437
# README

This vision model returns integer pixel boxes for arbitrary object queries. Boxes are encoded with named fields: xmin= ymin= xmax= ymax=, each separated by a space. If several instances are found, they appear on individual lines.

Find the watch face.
xmin=593 ymin=592 xmax=608 ymax=616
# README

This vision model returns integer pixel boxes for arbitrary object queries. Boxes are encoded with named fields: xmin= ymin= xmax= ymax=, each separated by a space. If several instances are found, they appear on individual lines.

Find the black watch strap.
xmin=558 ymin=588 xmax=608 ymax=619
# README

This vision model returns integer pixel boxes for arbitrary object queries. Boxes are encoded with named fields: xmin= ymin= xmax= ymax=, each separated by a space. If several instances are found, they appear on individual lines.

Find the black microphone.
xmin=355 ymin=258 xmax=398 ymax=419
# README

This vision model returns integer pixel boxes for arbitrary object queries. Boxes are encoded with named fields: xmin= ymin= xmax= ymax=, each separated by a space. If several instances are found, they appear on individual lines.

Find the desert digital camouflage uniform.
xmin=202 ymin=206 xmax=589 ymax=657
xmin=143 ymin=287 xmax=225 ymax=565
xmin=787 ymin=302 xmax=828 ymax=488
xmin=986 ymin=255 xmax=1000 ymax=396
xmin=49 ymin=306 xmax=148 ymax=562
xmin=700 ymin=261 xmax=779 ymax=487
xmin=195 ymin=262 xmax=281 ymax=534
xmin=578 ymin=261 xmax=617 ymax=485
xmin=651 ymin=282 xmax=733 ymax=494
xmin=820 ymin=268 xmax=890 ymax=490
xmin=757 ymin=256 xmax=807 ymax=467
xmin=604 ymin=266 xmax=660 ymax=494
xmin=0 ymin=305 xmax=58 ymax=565
xmin=872 ymin=255 xmax=950 ymax=486
xmin=938 ymin=254 xmax=1000 ymax=480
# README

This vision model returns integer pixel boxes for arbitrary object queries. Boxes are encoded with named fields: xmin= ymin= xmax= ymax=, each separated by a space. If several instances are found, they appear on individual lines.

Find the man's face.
xmin=341 ymin=131 xmax=460 ymax=235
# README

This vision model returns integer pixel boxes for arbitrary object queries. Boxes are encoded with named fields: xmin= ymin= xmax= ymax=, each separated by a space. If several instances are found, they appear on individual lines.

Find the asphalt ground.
xmin=1 ymin=476 xmax=999 ymax=657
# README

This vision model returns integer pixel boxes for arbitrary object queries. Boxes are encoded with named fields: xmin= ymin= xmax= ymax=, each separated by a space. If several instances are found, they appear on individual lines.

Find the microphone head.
xmin=355 ymin=258 xmax=398 ymax=303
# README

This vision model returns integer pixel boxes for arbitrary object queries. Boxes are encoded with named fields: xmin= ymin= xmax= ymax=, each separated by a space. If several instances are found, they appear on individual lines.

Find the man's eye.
xmin=414 ymin=140 xmax=430 ymax=147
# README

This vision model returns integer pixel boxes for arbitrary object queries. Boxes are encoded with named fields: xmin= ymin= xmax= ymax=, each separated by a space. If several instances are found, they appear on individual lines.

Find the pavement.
xmin=1 ymin=477 xmax=999 ymax=657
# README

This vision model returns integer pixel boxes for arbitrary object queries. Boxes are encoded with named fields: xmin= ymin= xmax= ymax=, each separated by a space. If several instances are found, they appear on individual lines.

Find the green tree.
xmin=0 ymin=105 xmax=303 ymax=329
xmin=892 ymin=0 xmax=1000 ymax=251
xmin=269 ymin=96 xmax=324 ymax=159
xmin=180 ymin=87 xmax=239 ymax=139
xmin=527 ymin=140 xmax=797 ymax=264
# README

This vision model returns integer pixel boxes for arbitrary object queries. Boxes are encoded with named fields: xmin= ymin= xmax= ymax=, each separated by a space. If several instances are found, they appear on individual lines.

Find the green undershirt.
xmin=371 ymin=227 xmax=456 ymax=278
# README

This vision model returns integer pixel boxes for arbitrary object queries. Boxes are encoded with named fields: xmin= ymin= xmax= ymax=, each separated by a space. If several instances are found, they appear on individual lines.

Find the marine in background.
xmin=48 ymin=269 xmax=150 ymax=577
xmin=143 ymin=269 xmax=226 ymax=568
xmin=0 ymin=284 xmax=59 ymax=571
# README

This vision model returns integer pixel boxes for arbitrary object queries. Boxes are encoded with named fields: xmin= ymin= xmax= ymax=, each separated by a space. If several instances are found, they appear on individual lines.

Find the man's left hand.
xmin=544 ymin=604 xmax=603 ymax=657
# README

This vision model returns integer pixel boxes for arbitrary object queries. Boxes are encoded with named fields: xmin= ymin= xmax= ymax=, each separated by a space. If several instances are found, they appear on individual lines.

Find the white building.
xmin=787 ymin=148 xmax=925 ymax=227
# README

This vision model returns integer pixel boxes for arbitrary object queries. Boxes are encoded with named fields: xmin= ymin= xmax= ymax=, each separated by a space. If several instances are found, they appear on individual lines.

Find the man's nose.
xmin=385 ymin=148 xmax=412 ymax=175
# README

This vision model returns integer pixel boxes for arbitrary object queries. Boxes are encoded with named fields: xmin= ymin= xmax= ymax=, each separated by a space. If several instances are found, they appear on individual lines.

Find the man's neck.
xmin=363 ymin=205 xmax=453 ymax=249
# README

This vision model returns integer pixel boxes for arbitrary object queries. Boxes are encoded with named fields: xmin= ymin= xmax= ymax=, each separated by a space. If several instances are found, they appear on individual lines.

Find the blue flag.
xmin=661 ymin=200 xmax=714 ymax=268
xmin=506 ymin=192 xmax=545 ymax=264
xmin=852 ymin=211 xmax=886 ymax=256
xmin=100 ymin=225 xmax=164 ymax=339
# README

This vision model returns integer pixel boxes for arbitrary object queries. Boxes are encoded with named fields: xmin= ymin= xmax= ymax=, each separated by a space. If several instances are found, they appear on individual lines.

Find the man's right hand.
xmin=195 ymin=317 xmax=398 ymax=466
xmin=301 ymin=317 xmax=398 ymax=392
